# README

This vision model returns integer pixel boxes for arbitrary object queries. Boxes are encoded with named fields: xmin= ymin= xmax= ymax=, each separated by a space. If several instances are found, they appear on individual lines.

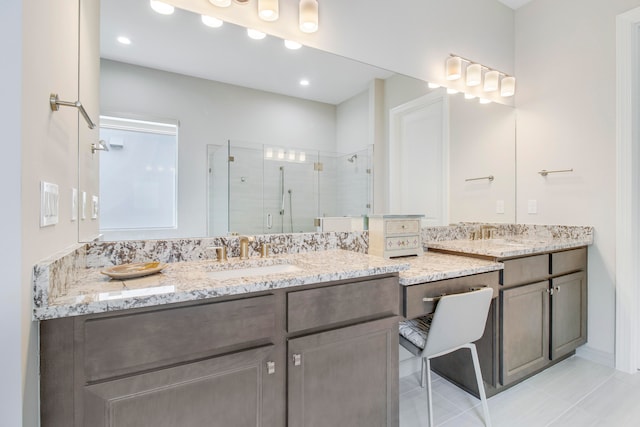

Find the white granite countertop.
xmin=33 ymin=250 xmax=409 ymax=321
xmin=426 ymin=236 xmax=593 ymax=259
xmin=396 ymin=252 xmax=504 ymax=286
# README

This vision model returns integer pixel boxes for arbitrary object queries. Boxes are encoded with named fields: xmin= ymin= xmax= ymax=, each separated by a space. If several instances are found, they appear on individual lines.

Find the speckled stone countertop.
xmin=33 ymin=250 xmax=409 ymax=321
xmin=426 ymin=235 xmax=593 ymax=259
xmin=396 ymin=252 xmax=504 ymax=286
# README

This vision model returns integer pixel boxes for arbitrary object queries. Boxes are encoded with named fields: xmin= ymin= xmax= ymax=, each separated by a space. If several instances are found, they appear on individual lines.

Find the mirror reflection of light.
xmin=300 ymin=79 xmax=310 ymax=86
xmin=265 ymin=148 xmax=273 ymax=158
xmin=464 ymin=93 xmax=476 ymax=100
xmin=149 ymin=0 xmax=174 ymax=15
xmin=117 ymin=36 xmax=131 ymax=45
xmin=145 ymin=165 xmax=153 ymax=172
xmin=288 ymin=150 xmax=296 ymax=161
xmin=201 ymin=15 xmax=224 ymax=28
xmin=284 ymin=40 xmax=302 ymax=50
xmin=247 ymin=28 xmax=266 ymax=40
xmin=479 ymin=98 xmax=492 ymax=104
xmin=277 ymin=149 xmax=285 ymax=159
xmin=299 ymin=152 xmax=306 ymax=162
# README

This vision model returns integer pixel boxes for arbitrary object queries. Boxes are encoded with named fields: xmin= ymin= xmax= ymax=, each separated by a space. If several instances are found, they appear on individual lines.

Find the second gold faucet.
xmin=239 ymin=235 xmax=255 ymax=260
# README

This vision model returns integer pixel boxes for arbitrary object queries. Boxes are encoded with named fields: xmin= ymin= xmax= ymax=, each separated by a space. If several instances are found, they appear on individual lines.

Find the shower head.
xmin=347 ymin=154 xmax=358 ymax=163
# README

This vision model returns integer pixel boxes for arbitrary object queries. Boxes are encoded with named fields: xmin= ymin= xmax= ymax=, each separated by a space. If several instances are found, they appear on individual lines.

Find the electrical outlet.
xmin=528 ymin=199 xmax=538 ymax=214
xmin=81 ymin=192 xmax=87 ymax=220
xmin=496 ymin=200 xmax=505 ymax=214
xmin=40 ymin=182 xmax=59 ymax=227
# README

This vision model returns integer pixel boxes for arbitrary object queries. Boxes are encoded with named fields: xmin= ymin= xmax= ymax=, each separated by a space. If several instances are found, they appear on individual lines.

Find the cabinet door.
xmin=501 ymin=281 xmax=550 ymax=385
xmin=288 ymin=317 xmax=399 ymax=427
xmin=551 ymin=271 xmax=587 ymax=359
xmin=84 ymin=345 xmax=279 ymax=427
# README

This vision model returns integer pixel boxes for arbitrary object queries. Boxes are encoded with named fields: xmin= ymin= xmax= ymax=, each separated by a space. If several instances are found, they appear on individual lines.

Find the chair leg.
xmin=469 ymin=344 xmax=491 ymax=427
xmin=425 ymin=357 xmax=434 ymax=427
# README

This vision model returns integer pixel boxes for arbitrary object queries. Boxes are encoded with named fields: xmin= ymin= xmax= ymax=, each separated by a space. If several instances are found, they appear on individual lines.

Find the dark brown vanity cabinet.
xmin=40 ymin=275 xmax=400 ymax=427
xmin=500 ymin=247 xmax=587 ymax=386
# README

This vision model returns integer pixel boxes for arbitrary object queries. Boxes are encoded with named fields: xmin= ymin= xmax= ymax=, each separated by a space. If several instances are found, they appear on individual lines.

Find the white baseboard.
xmin=576 ymin=345 xmax=615 ymax=368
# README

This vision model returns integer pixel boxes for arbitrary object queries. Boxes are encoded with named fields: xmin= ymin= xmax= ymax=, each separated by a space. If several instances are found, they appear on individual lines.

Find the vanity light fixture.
xmin=117 ymin=36 xmax=132 ymax=45
xmin=209 ymin=0 xmax=231 ymax=7
xmin=466 ymin=63 xmax=482 ymax=86
xmin=247 ymin=28 xmax=267 ymax=39
xmin=446 ymin=56 xmax=462 ymax=80
xmin=201 ymin=15 xmax=224 ymax=28
xmin=299 ymin=0 xmax=319 ymax=33
xmin=500 ymin=76 xmax=516 ymax=97
xmin=284 ymin=40 xmax=302 ymax=50
xmin=149 ymin=0 xmax=174 ymax=15
xmin=445 ymin=54 xmax=516 ymax=98
xmin=258 ymin=0 xmax=279 ymax=21
xmin=483 ymin=70 xmax=500 ymax=92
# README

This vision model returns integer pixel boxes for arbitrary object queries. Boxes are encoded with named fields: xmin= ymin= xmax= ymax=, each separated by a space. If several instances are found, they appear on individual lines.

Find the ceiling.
xmin=101 ymin=0 xmax=394 ymax=105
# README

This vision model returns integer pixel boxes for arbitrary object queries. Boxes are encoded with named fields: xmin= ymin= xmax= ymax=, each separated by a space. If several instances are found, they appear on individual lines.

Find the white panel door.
xmin=389 ymin=90 xmax=449 ymax=225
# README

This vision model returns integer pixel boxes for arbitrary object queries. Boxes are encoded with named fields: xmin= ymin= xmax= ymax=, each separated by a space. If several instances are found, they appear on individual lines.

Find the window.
xmin=99 ymin=116 xmax=178 ymax=231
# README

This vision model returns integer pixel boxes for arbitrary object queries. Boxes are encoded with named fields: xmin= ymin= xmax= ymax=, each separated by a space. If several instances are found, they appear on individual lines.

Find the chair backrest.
xmin=422 ymin=287 xmax=493 ymax=358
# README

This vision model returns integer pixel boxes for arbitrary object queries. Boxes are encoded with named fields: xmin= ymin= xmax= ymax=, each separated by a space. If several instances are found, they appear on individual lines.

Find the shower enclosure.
xmin=207 ymin=140 xmax=372 ymax=236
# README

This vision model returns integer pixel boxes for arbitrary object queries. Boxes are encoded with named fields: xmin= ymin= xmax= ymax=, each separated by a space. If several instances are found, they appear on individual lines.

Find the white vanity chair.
xmin=399 ymin=287 xmax=493 ymax=427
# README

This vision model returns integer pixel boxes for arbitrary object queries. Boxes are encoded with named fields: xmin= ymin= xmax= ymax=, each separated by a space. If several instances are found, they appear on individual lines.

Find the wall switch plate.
xmin=81 ymin=191 xmax=87 ymax=220
xmin=496 ymin=200 xmax=505 ymax=214
xmin=71 ymin=188 xmax=78 ymax=221
xmin=528 ymin=199 xmax=538 ymax=214
xmin=40 ymin=181 xmax=59 ymax=227
xmin=91 ymin=195 xmax=99 ymax=219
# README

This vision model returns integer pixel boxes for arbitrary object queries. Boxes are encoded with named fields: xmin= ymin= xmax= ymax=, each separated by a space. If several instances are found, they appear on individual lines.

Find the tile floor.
xmin=400 ymin=356 xmax=640 ymax=426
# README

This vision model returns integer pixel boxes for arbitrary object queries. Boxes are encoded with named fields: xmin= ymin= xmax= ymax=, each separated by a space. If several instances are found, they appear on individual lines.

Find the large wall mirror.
xmin=89 ymin=0 xmax=515 ymax=241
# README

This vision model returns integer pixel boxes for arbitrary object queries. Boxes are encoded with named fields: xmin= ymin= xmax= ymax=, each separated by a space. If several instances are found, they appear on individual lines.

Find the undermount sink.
xmin=207 ymin=263 xmax=302 ymax=280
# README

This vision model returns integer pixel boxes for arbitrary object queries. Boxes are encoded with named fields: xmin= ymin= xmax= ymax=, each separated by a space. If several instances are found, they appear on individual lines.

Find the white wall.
xmin=515 ymin=0 xmax=640 ymax=363
xmin=100 ymin=59 xmax=336 ymax=239
xmin=449 ymin=96 xmax=516 ymax=223
xmin=1 ymin=1 xmax=23 ymax=425
xmin=336 ymin=89 xmax=369 ymax=155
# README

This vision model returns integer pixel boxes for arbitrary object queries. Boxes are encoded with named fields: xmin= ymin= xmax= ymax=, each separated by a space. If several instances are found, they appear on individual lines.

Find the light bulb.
xmin=466 ymin=63 xmax=482 ymax=86
xmin=501 ymin=76 xmax=516 ymax=97
xmin=209 ymin=0 xmax=231 ymax=7
xmin=484 ymin=70 xmax=500 ymax=92
xmin=201 ymin=15 xmax=224 ymax=28
xmin=299 ymin=0 xmax=319 ymax=33
xmin=258 ymin=0 xmax=279 ymax=21
xmin=446 ymin=56 xmax=462 ymax=81
xmin=150 ymin=0 xmax=174 ymax=15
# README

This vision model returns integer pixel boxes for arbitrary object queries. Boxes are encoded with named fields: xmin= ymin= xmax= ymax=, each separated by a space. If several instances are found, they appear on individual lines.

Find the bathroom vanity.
xmin=36 ymin=250 xmax=406 ymax=427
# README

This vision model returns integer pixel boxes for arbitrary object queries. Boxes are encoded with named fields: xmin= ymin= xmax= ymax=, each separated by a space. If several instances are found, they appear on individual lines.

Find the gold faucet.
xmin=239 ymin=236 xmax=254 ymax=260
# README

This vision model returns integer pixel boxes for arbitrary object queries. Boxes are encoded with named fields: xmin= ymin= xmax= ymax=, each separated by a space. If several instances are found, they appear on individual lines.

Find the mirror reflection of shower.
xmin=347 ymin=154 xmax=358 ymax=163
xmin=278 ymin=166 xmax=294 ymax=233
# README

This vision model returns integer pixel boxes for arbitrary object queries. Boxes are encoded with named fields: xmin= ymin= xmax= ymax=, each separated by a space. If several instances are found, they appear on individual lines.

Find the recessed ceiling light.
xmin=300 ymin=79 xmax=310 ymax=86
xmin=284 ymin=40 xmax=302 ymax=50
xmin=117 ymin=36 xmax=132 ymax=45
xmin=247 ymin=28 xmax=266 ymax=40
xmin=201 ymin=15 xmax=224 ymax=28
xmin=149 ymin=0 xmax=175 ymax=15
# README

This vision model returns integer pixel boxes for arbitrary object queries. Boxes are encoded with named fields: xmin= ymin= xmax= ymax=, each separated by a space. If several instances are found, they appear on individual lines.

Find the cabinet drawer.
xmin=386 ymin=219 xmax=421 ymax=235
xmin=84 ymin=295 xmax=276 ymax=381
xmin=501 ymin=254 xmax=549 ymax=287
xmin=551 ymin=247 xmax=587 ymax=276
xmin=287 ymin=276 xmax=399 ymax=333
xmin=403 ymin=271 xmax=499 ymax=319
xmin=385 ymin=235 xmax=421 ymax=252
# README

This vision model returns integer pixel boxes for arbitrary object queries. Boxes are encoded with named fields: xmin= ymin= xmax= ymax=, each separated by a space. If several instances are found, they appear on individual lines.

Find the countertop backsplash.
xmin=33 ymin=223 xmax=594 ymax=319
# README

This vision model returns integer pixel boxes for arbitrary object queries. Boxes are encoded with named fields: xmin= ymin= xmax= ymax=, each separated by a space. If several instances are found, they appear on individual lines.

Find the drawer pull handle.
xmin=267 ymin=361 xmax=276 ymax=375
xmin=293 ymin=353 xmax=302 ymax=366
